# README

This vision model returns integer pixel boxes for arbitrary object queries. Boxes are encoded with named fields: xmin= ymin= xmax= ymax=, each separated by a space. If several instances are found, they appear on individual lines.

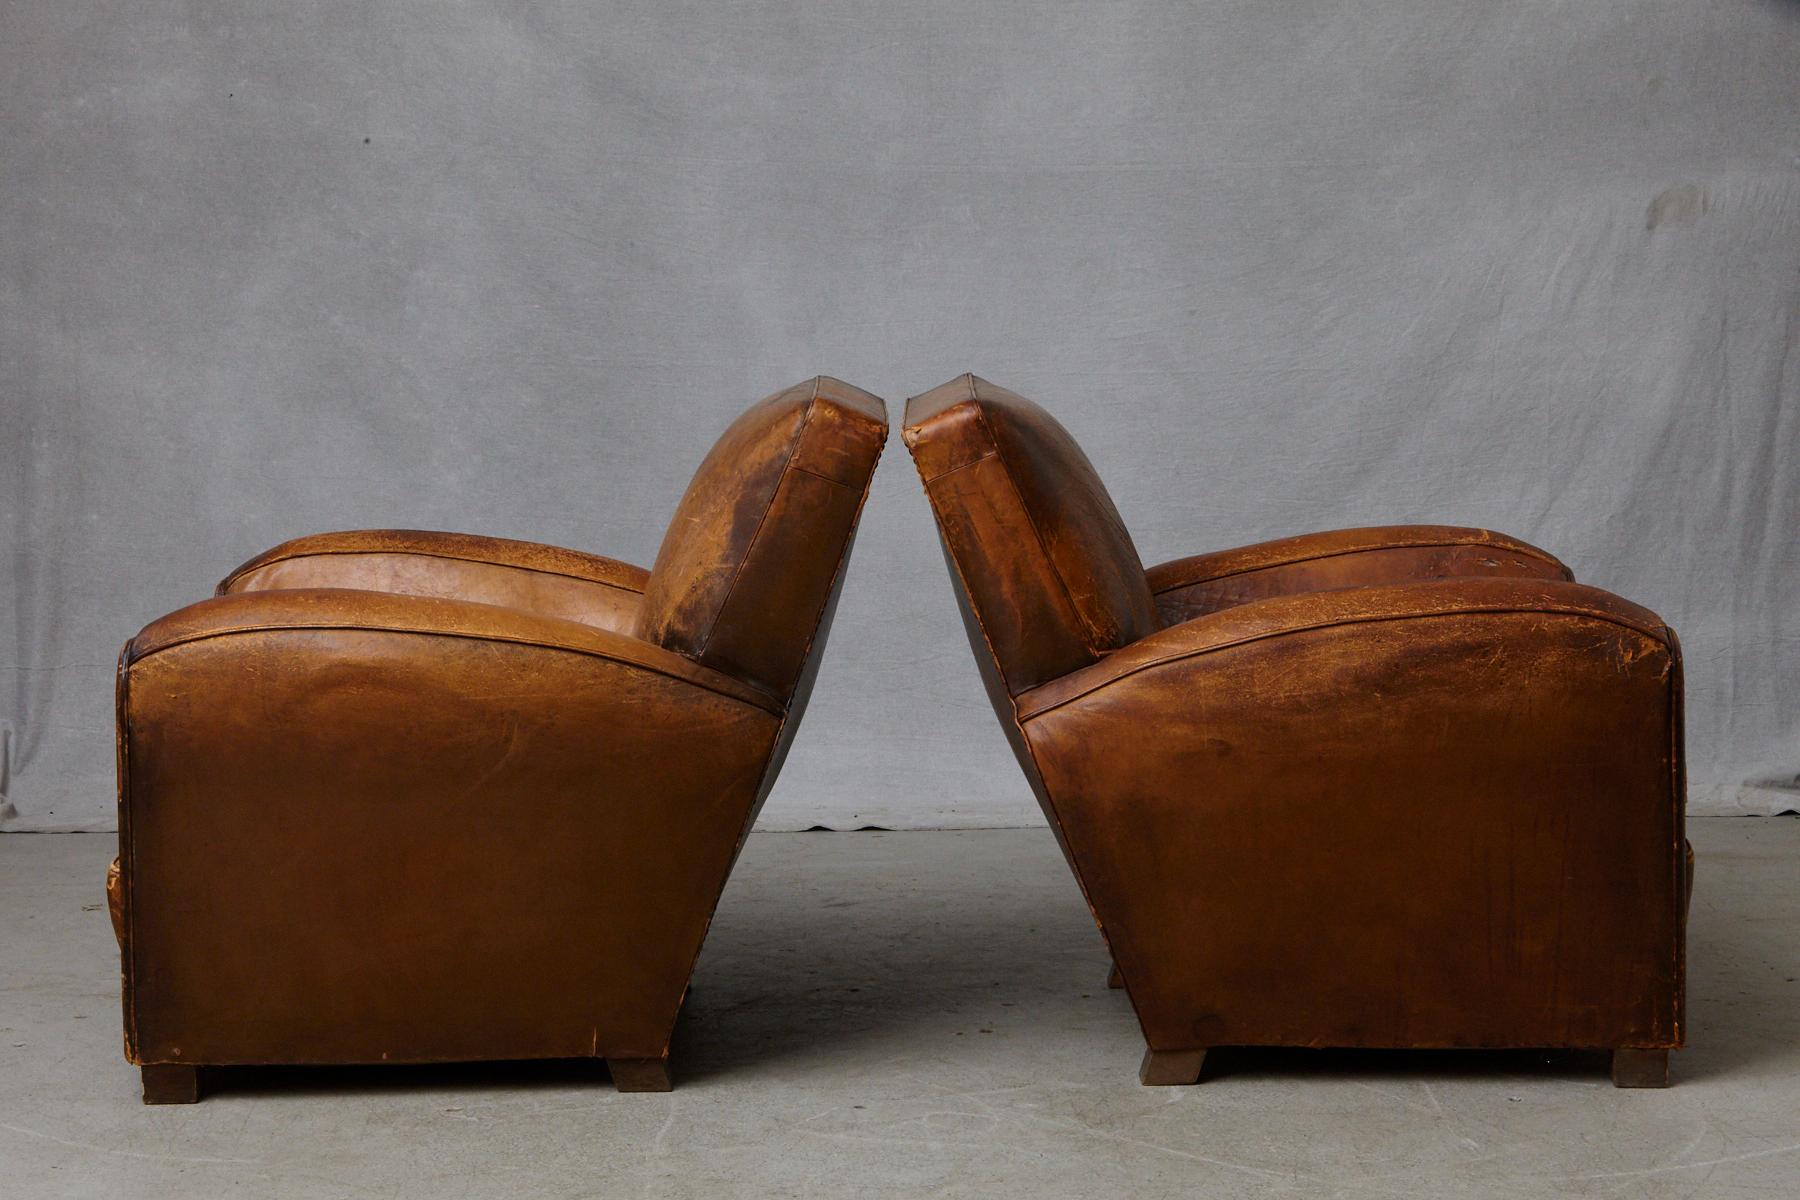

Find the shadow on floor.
xmin=196 ymin=1057 xmax=613 ymax=1101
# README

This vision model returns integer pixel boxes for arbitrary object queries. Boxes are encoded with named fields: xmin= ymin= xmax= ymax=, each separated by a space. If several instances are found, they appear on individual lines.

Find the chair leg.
xmin=608 ymin=1055 xmax=673 ymax=1093
xmin=1611 ymin=1048 xmax=1669 ymax=1088
xmin=1139 ymin=1047 xmax=1207 ymax=1086
xmin=141 ymin=1064 xmax=200 ymax=1104
xmin=1106 ymin=963 xmax=1124 ymax=989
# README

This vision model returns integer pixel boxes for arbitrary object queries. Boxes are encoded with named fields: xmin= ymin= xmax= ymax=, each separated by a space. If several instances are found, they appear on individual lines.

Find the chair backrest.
xmin=902 ymin=375 xmax=1157 ymax=695
xmin=638 ymin=377 xmax=887 ymax=703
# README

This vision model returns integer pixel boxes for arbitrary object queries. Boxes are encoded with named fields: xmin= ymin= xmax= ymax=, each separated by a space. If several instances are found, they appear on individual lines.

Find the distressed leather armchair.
xmin=109 ymin=378 xmax=886 ymax=1102
xmin=903 ymin=375 xmax=1688 ymax=1089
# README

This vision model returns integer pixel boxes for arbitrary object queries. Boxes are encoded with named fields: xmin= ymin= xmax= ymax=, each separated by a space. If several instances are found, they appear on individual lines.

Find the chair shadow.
xmin=206 ymin=1057 xmax=612 ymax=1101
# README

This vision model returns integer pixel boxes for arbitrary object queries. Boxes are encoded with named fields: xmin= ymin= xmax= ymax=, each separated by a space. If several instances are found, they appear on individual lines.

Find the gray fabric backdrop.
xmin=5 ymin=2 xmax=1798 ymax=832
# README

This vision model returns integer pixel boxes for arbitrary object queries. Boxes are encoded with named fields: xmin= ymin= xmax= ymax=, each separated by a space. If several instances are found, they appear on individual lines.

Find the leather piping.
xmin=1150 ymin=535 xmax=1570 ymax=593
xmin=219 ymin=549 xmax=647 ymax=595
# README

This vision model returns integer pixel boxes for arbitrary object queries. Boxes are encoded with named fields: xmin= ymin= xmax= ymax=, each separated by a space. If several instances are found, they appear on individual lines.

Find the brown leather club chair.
xmin=108 ymin=377 xmax=886 ymax=1103
xmin=903 ymin=374 xmax=1688 ymax=1089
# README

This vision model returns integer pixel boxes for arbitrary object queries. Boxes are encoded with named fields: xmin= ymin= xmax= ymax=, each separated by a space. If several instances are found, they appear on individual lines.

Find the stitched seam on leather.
xmin=969 ymin=395 xmax=1112 ymax=655
xmin=914 ymin=448 xmax=997 ymax=483
xmin=130 ymin=625 xmax=784 ymax=714
xmin=1016 ymin=607 xmax=1671 ymax=722
xmin=223 ymin=549 xmax=647 ymax=593
xmin=1149 ymin=538 xmax=1569 ymax=593
xmin=787 ymin=462 xmax=857 ymax=488
xmin=695 ymin=379 xmax=818 ymax=658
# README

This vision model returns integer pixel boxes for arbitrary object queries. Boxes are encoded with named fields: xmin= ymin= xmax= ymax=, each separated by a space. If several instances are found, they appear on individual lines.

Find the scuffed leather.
xmin=903 ymin=375 xmax=1686 ymax=1064
xmin=903 ymin=375 xmax=1158 ymax=693
xmin=132 ymin=588 xmax=777 ymax=712
xmin=639 ymin=377 xmax=887 ymax=700
xmin=113 ymin=380 xmax=887 ymax=1078
xmin=1016 ymin=577 xmax=1663 ymax=720
xmin=1146 ymin=525 xmax=1574 ymax=624
xmin=219 ymin=529 xmax=650 ymax=634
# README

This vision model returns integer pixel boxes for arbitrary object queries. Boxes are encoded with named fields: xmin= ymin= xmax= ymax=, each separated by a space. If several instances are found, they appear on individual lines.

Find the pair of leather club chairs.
xmin=109 ymin=375 xmax=1689 ymax=1103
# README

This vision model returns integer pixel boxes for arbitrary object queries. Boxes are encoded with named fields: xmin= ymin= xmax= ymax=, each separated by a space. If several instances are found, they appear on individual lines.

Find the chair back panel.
xmin=638 ymin=377 xmax=887 ymax=701
xmin=902 ymin=375 xmax=1156 ymax=693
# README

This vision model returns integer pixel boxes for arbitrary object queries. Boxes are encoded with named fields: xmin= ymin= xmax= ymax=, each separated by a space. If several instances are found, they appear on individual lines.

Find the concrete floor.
xmin=2 ymin=820 xmax=1797 ymax=1199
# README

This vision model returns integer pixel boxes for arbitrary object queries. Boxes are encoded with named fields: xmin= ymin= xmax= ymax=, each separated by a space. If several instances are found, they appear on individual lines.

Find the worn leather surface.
xmin=219 ymin=529 xmax=651 ymax=634
xmin=904 ymin=375 xmax=1686 ymax=1063
xmin=115 ymin=378 xmax=886 ymax=1077
xmin=903 ymin=375 xmax=1158 ymax=693
xmin=1145 ymin=525 xmax=1573 ymax=624
xmin=639 ymin=377 xmax=888 ymax=701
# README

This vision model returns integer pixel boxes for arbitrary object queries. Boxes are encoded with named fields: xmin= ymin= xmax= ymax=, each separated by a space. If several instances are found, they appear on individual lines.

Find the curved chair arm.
xmin=217 ymin=529 xmax=650 ymax=633
xmin=1017 ymin=576 xmax=1665 ymax=722
xmin=1012 ymin=576 xmax=1685 ymax=1057
xmin=131 ymin=587 xmax=776 ymax=713
xmin=1143 ymin=525 xmax=1572 ymax=624
xmin=116 ymin=588 xmax=785 ymax=1069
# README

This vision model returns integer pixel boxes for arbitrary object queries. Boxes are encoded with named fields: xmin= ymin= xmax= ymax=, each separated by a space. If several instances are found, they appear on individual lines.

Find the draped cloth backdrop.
xmin=4 ymin=1 xmax=1797 ymax=830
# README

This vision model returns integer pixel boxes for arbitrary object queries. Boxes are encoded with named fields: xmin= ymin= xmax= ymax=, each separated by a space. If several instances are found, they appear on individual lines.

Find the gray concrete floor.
xmin=2 ymin=820 xmax=1797 ymax=1199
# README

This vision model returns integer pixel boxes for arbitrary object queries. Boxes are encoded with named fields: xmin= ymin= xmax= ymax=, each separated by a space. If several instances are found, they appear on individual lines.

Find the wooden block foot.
xmin=1611 ymin=1048 xmax=1669 ymax=1088
xmin=1106 ymin=963 xmax=1124 ymax=989
xmin=1139 ymin=1047 xmax=1206 ymax=1086
xmin=608 ymin=1055 xmax=673 ymax=1093
xmin=141 ymin=1064 xmax=200 ymax=1104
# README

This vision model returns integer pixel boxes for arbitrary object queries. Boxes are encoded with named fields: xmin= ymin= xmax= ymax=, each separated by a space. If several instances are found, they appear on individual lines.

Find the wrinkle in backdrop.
xmin=3 ymin=0 xmax=1797 ymax=830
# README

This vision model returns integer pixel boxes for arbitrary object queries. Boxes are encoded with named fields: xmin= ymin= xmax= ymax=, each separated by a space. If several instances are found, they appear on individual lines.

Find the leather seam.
xmin=1017 ymin=607 xmax=1671 ymax=722
xmin=913 ymin=448 xmax=997 ymax=484
xmin=787 ymin=462 xmax=858 ymax=489
xmin=222 ymin=549 xmax=647 ymax=595
xmin=129 ymin=625 xmax=784 ymax=715
xmin=1149 ymin=537 xmax=1569 ymax=593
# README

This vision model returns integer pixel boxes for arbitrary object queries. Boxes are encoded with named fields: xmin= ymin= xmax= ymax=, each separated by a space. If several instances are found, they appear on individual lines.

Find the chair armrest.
xmin=217 ymin=529 xmax=650 ymax=633
xmin=1144 ymin=525 xmax=1571 ymax=623
xmin=1017 ymin=576 xmax=1666 ymax=721
xmin=130 ymin=587 xmax=777 ymax=714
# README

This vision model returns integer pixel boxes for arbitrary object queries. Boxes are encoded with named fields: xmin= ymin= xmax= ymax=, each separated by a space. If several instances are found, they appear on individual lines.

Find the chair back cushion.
xmin=637 ymin=377 xmax=887 ymax=701
xmin=902 ymin=375 xmax=1157 ymax=693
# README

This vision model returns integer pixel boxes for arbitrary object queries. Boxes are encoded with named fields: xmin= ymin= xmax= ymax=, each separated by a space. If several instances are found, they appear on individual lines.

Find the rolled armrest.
xmin=1145 ymin=525 xmax=1571 ymax=623
xmin=1013 ymin=581 xmax=1683 ymax=1056
xmin=115 ymin=587 xmax=786 ymax=1065
xmin=130 ymin=587 xmax=777 ymax=714
xmin=218 ymin=529 xmax=650 ymax=633
xmin=1016 ymin=577 xmax=1667 ymax=721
